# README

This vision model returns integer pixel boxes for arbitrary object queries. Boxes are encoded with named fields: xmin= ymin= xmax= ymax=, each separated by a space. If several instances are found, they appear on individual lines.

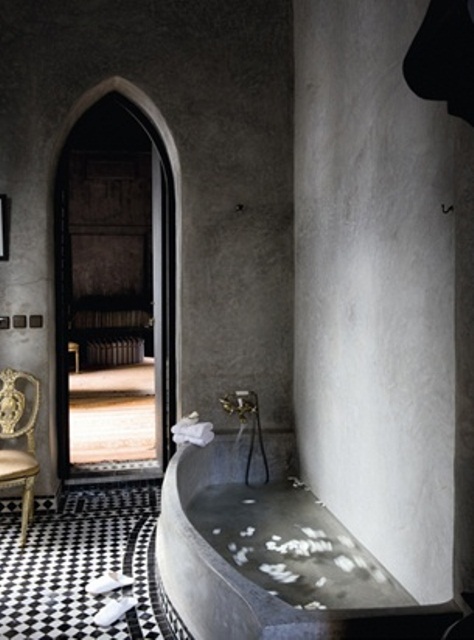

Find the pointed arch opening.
xmin=54 ymin=85 xmax=179 ymax=480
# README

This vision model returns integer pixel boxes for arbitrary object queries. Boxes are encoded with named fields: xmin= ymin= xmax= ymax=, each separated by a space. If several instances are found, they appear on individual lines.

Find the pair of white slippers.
xmin=86 ymin=570 xmax=137 ymax=627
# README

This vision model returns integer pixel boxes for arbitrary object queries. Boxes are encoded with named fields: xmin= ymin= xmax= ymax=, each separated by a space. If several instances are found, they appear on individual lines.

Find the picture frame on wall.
xmin=0 ymin=195 xmax=7 ymax=260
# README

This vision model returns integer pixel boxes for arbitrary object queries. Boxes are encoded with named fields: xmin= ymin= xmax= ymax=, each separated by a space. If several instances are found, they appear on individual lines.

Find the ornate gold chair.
xmin=0 ymin=368 xmax=40 ymax=546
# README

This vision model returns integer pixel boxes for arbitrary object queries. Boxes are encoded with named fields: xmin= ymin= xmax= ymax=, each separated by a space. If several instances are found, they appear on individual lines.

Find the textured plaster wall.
xmin=294 ymin=1 xmax=455 ymax=604
xmin=0 ymin=1 xmax=293 ymax=495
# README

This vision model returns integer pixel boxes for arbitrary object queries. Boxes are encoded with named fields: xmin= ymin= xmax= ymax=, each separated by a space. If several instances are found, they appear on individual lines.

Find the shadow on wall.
xmin=403 ymin=0 xmax=474 ymax=127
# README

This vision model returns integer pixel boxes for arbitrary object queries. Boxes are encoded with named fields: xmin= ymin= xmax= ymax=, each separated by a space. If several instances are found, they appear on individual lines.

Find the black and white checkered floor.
xmin=0 ymin=481 xmax=189 ymax=639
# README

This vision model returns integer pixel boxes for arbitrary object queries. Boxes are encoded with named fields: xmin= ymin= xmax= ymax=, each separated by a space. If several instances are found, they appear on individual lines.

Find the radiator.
xmin=86 ymin=337 xmax=145 ymax=366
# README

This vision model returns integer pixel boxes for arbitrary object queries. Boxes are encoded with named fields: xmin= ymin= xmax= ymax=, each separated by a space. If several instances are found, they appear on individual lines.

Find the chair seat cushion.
xmin=0 ymin=450 xmax=40 ymax=480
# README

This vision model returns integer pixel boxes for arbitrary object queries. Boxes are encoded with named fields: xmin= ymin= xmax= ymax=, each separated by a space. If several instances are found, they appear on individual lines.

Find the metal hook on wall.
xmin=441 ymin=204 xmax=454 ymax=214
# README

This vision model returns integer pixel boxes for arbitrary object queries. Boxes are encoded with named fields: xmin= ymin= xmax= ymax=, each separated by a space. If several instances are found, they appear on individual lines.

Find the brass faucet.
xmin=219 ymin=391 xmax=257 ymax=423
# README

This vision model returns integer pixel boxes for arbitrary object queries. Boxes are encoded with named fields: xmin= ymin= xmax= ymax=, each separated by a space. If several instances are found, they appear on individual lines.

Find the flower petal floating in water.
xmin=259 ymin=563 xmax=300 ymax=584
xmin=212 ymin=528 xmax=221 ymax=535
xmin=334 ymin=555 xmax=356 ymax=573
xmin=304 ymin=600 xmax=325 ymax=611
xmin=288 ymin=475 xmax=304 ymax=487
xmin=372 ymin=568 xmax=387 ymax=583
xmin=240 ymin=526 xmax=255 ymax=538
xmin=261 ymin=562 xmax=286 ymax=573
xmin=242 ymin=499 xmax=256 ymax=504
xmin=354 ymin=555 xmax=368 ymax=569
xmin=315 ymin=577 xmax=327 ymax=588
xmin=281 ymin=572 xmax=300 ymax=584
xmin=338 ymin=535 xmax=355 ymax=549
xmin=300 ymin=527 xmax=326 ymax=539
xmin=266 ymin=537 xmax=332 ymax=556
xmin=232 ymin=546 xmax=253 ymax=566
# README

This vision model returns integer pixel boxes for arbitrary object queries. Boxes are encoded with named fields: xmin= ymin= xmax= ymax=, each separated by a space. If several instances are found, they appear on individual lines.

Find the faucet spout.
xmin=219 ymin=391 xmax=257 ymax=423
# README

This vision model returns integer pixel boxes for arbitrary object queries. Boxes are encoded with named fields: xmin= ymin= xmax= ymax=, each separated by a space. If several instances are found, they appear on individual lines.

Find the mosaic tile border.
xmin=72 ymin=460 xmax=162 ymax=473
xmin=0 ymin=494 xmax=58 ymax=515
xmin=58 ymin=479 xmax=162 ymax=516
xmin=68 ymin=460 xmax=164 ymax=485
xmin=156 ymin=576 xmax=193 ymax=640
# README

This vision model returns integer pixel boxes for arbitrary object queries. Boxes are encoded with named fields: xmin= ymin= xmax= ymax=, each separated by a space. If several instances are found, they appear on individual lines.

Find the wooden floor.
xmin=68 ymin=358 xmax=158 ymax=464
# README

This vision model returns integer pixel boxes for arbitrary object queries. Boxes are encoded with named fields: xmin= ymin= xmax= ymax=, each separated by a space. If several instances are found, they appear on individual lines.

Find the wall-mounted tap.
xmin=219 ymin=390 xmax=257 ymax=423
xmin=218 ymin=389 xmax=269 ymax=485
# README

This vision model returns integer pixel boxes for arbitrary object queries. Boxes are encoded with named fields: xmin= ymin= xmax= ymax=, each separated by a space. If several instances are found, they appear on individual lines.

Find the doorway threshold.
xmin=66 ymin=459 xmax=163 ymax=486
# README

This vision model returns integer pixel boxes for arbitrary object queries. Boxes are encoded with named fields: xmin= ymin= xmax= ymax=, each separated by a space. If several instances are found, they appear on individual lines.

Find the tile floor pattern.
xmin=0 ymin=481 xmax=190 ymax=639
xmin=71 ymin=461 xmax=161 ymax=473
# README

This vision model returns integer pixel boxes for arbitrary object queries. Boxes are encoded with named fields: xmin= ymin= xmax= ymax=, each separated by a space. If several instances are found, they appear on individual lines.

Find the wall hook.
xmin=441 ymin=204 xmax=454 ymax=214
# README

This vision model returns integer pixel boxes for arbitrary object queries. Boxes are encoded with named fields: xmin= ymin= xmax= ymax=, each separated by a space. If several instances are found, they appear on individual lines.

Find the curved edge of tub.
xmin=156 ymin=434 xmax=461 ymax=640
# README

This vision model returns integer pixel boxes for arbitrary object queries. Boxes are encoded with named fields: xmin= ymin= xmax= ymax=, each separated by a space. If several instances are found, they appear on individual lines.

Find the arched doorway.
xmin=54 ymin=91 xmax=177 ymax=480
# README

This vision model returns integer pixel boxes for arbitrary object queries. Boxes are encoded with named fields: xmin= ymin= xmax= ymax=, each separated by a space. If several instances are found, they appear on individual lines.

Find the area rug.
xmin=69 ymin=396 xmax=157 ymax=463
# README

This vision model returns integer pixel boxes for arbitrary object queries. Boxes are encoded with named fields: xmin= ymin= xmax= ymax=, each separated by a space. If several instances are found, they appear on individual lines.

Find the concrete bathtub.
xmin=156 ymin=434 xmax=460 ymax=640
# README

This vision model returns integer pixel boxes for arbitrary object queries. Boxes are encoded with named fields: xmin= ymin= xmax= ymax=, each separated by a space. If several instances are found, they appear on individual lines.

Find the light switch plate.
xmin=13 ymin=315 xmax=27 ymax=328
xmin=29 ymin=315 xmax=43 ymax=328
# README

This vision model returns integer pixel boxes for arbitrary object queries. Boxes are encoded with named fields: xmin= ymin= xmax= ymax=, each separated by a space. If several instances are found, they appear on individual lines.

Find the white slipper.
xmin=86 ymin=570 xmax=134 ymax=595
xmin=94 ymin=596 xmax=137 ymax=627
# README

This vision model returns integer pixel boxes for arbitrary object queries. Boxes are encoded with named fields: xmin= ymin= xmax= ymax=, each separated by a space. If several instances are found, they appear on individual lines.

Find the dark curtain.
xmin=403 ymin=0 xmax=474 ymax=126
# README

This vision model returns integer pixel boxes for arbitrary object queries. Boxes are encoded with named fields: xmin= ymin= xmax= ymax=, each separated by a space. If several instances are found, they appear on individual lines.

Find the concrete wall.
xmin=0 ymin=0 xmax=293 ymax=495
xmin=294 ymin=1 xmax=456 ymax=604
xmin=3 ymin=0 xmax=471 ymax=611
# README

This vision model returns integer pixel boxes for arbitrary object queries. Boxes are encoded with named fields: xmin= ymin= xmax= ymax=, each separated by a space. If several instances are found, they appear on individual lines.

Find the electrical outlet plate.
xmin=29 ymin=315 xmax=43 ymax=328
xmin=13 ymin=315 xmax=27 ymax=328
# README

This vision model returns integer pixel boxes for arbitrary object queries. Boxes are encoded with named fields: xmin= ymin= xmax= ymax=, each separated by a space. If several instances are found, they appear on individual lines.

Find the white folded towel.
xmin=172 ymin=430 xmax=215 ymax=447
xmin=171 ymin=421 xmax=213 ymax=438
xmin=171 ymin=411 xmax=199 ymax=433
